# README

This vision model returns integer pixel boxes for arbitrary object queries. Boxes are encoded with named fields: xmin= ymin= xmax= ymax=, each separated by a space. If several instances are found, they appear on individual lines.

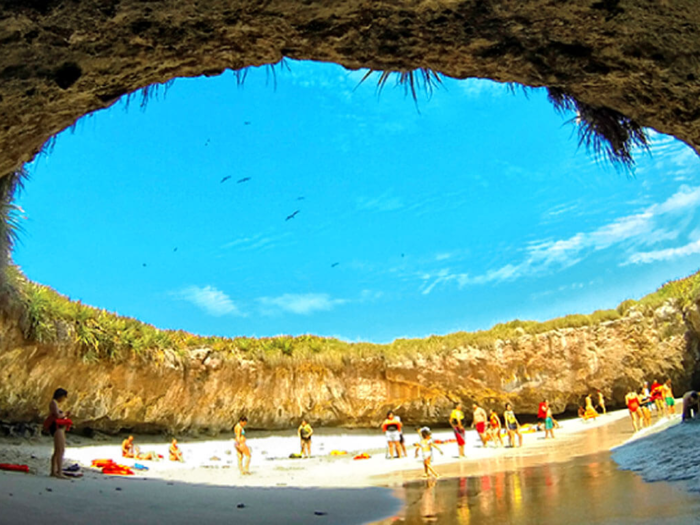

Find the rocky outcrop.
xmin=1 ymin=0 xmax=700 ymax=181
xmin=1 ymin=300 xmax=698 ymax=434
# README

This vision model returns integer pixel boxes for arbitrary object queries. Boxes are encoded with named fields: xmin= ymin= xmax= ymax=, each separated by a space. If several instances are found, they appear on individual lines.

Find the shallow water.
xmin=374 ymin=414 xmax=700 ymax=525
xmin=374 ymin=452 xmax=700 ymax=525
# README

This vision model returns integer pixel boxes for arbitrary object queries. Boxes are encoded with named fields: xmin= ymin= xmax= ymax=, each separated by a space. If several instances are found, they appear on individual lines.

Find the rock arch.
xmin=1 ymin=0 xmax=699 ymax=179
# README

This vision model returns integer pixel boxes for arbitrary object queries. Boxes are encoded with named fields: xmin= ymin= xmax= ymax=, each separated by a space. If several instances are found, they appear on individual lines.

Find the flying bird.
xmin=297 ymin=196 xmax=305 ymax=201
xmin=237 ymin=177 xmax=251 ymax=183
xmin=331 ymin=262 xmax=339 ymax=268
xmin=220 ymin=176 xmax=232 ymax=183
xmin=244 ymin=121 xmax=251 ymax=125
xmin=142 ymin=263 xmax=147 ymax=267
xmin=173 ymin=247 xmax=178 ymax=252
xmin=205 ymin=139 xmax=210 ymax=146
xmin=285 ymin=210 xmax=300 ymax=221
xmin=401 ymin=253 xmax=405 ymax=258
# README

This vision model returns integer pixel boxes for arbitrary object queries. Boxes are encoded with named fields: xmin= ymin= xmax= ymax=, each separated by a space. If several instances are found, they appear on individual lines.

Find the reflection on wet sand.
xmin=375 ymin=417 xmax=700 ymax=524
xmin=376 ymin=453 xmax=700 ymax=525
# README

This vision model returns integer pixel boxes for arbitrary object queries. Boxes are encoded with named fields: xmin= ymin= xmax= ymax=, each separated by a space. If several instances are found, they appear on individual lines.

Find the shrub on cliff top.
xmin=4 ymin=265 xmax=700 ymax=365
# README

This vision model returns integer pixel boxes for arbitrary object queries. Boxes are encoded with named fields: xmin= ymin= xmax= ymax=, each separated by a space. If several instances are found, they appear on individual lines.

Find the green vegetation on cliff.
xmin=2 ymin=265 xmax=699 ymax=365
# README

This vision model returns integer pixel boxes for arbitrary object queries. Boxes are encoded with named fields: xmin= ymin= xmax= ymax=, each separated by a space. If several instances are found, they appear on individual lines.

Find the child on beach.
xmin=503 ymin=403 xmax=523 ymax=448
xmin=414 ymin=427 xmax=443 ymax=479
xmin=488 ymin=409 xmax=504 ymax=447
xmin=544 ymin=407 xmax=555 ymax=439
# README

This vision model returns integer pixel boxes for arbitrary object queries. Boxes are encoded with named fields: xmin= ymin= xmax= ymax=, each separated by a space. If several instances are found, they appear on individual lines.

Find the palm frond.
xmin=0 ymin=167 xmax=29 ymax=268
xmin=356 ymin=68 xmax=444 ymax=102
xmin=543 ymin=87 xmax=649 ymax=170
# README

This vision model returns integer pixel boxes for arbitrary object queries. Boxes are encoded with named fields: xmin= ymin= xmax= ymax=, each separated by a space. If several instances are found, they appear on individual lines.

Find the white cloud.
xmin=178 ymin=285 xmax=244 ymax=317
xmin=258 ymin=293 xmax=346 ymax=315
xmin=421 ymin=184 xmax=700 ymax=293
xmin=625 ymin=238 xmax=700 ymax=265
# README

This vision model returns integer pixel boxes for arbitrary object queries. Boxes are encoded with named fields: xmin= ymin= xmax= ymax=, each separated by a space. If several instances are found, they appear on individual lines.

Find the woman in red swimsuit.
xmin=625 ymin=390 xmax=641 ymax=432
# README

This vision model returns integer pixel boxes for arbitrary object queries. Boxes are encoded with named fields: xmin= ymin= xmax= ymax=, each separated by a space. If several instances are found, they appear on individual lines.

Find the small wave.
xmin=612 ymin=419 xmax=700 ymax=492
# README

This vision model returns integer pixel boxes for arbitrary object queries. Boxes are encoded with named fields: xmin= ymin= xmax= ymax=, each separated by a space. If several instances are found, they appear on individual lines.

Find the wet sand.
xmin=374 ymin=416 xmax=700 ymax=525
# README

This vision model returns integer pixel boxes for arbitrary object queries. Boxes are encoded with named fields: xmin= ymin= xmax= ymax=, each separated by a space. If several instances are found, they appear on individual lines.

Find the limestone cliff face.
xmin=0 ymin=301 xmax=698 ymax=434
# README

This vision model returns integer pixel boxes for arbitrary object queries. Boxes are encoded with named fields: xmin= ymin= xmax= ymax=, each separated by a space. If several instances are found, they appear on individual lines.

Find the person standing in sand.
xmin=381 ymin=411 xmax=403 ymax=458
xmin=596 ymin=390 xmax=606 ymax=415
xmin=651 ymin=380 xmax=664 ymax=413
xmin=234 ymin=416 xmax=251 ymax=475
xmin=625 ymin=390 xmax=642 ymax=432
xmin=503 ymin=403 xmax=523 ymax=448
xmin=45 ymin=388 xmax=71 ymax=479
xmin=638 ymin=388 xmax=653 ymax=428
xmin=449 ymin=404 xmax=466 ymax=458
xmin=472 ymin=403 xmax=489 ymax=446
xmin=584 ymin=394 xmax=599 ymax=420
xmin=414 ymin=427 xmax=443 ymax=479
xmin=488 ymin=408 xmax=504 ymax=447
xmin=544 ymin=406 xmax=555 ymax=439
xmin=662 ymin=379 xmax=676 ymax=416
xmin=298 ymin=419 xmax=313 ymax=458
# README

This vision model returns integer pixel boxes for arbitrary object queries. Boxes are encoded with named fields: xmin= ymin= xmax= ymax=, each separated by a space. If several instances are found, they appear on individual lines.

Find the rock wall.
xmin=1 ymin=0 xmax=700 ymax=180
xmin=1 ymin=300 xmax=698 ymax=434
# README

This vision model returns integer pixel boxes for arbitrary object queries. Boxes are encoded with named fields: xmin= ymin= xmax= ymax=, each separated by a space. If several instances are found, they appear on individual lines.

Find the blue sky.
xmin=15 ymin=60 xmax=700 ymax=343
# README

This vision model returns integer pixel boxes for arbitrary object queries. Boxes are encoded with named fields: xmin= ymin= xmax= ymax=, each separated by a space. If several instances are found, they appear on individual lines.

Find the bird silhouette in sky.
xmin=220 ymin=176 xmax=232 ymax=183
xmin=205 ymin=139 xmax=210 ymax=146
xmin=237 ymin=177 xmax=251 ymax=183
xmin=401 ymin=253 xmax=405 ymax=258
xmin=244 ymin=121 xmax=251 ymax=125
xmin=173 ymin=247 xmax=178 ymax=252
xmin=285 ymin=210 xmax=300 ymax=221
xmin=142 ymin=263 xmax=147 ymax=267
xmin=297 ymin=196 xmax=305 ymax=201
xmin=331 ymin=262 xmax=339 ymax=268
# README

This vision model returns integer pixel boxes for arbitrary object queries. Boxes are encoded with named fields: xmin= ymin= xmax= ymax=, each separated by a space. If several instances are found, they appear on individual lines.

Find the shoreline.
xmin=0 ymin=405 xmax=689 ymax=524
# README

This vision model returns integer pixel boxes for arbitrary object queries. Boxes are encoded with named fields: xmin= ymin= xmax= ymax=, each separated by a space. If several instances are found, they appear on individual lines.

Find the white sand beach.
xmin=0 ymin=406 xmax=683 ymax=524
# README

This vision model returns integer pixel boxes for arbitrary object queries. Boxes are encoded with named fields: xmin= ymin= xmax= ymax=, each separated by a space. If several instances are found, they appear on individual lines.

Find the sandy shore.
xmin=0 ymin=407 xmax=682 ymax=524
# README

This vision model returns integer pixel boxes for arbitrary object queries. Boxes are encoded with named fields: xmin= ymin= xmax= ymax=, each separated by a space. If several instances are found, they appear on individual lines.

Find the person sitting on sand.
xmin=682 ymin=391 xmax=700 ymax=422
xmin=544 ymin=406 xmax=555 ymax=439
xmin=122 ymin=435 xmax=159 ymax=461
xmin=234 ymin=416 xmax=251 ymax=475
xmin=414 ymin=427 xmax=443 ymax=479
xmin=381 ymin=411 xmax=404 ymax=459
xmin=584 ymin=394 xmax=599 ymax=420
xmin=298 ymin=419 xmax=313 ymax=459
xmin=472 ymin=403 xmax=489 ymax=446
xmin=169 ymin=438 xmax=184 ymax=462
xmin=662 ymin=379 xmax=676 ymax=416
xmin=488 ymin=409 xmax=504 ymax=447
xmin=625 ymin=390 xmax=642 ymax=432
xmin=46 ymin=388 xmax=71 ymax=479
xmin=449 ymin=403 xmax=466 ymax=458
xmin=596 ymin=390 xmax=606 ymax=415
xmin=503 ymin=403 xmax=523 ymax=448
xmin=122 ymin=435 xmax=137 ymax=458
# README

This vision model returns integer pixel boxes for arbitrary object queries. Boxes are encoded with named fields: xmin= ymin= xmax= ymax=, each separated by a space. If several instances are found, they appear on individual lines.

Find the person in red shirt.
xmin=537 ymin=400 xmax=549 ymax=430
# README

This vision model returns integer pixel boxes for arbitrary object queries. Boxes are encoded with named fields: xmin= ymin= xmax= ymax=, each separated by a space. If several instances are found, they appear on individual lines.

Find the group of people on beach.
xmin=625 ymin=379 xmax=678 ymax=432
xmin=43 ymin=382 xmax=700 ymax=480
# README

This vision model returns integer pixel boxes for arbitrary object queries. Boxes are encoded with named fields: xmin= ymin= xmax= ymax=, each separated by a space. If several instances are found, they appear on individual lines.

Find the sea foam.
xmin=612 ymin=418 xmax=700 ymax=492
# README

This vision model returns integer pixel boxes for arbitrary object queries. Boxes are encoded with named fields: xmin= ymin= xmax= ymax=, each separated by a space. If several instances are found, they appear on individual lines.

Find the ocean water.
xmin=612 ymin=419 xmax=700 ymax=492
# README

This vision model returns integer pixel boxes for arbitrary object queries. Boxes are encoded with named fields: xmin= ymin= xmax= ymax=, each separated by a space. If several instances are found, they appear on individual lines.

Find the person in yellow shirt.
xmin=298 ymin=419 xmax=313 ymax=458
xmin=449 ymin=403 xmax=466 ymax=458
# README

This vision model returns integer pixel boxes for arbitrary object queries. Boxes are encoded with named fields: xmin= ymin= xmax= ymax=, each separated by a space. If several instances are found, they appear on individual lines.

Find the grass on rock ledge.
xmin=1 ymin=265 xmax=698 ymax=367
